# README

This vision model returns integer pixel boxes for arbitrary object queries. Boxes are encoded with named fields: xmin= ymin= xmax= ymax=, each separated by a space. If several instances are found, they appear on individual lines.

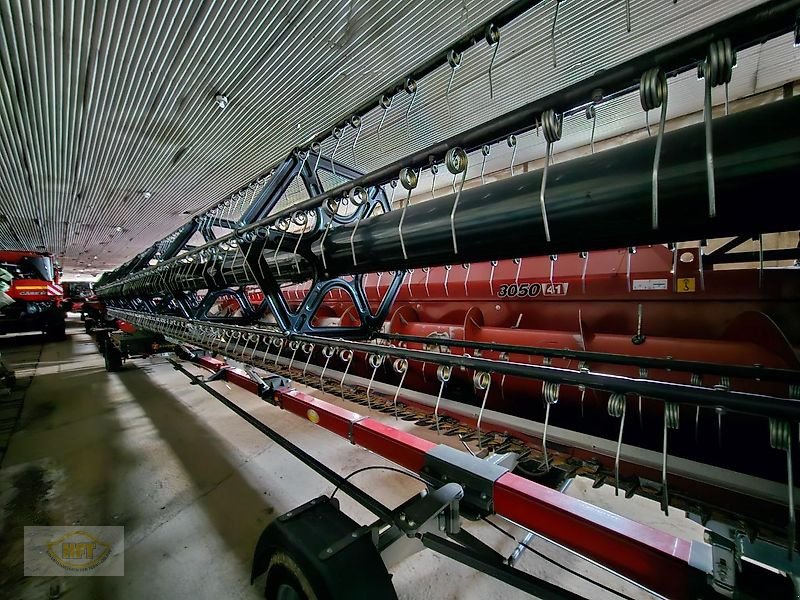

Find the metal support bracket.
xmin=423 ymin=444 xmax=510 ymax=516
xmin=705 ymin=530 xmax=737 ymax=597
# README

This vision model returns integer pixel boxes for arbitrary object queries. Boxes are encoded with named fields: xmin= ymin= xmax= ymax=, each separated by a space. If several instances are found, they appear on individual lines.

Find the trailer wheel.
xmin=264 ymin=552 xmax=318 ymax=600
xmin=104 ymin=344 xmax=123 ymax=372
xmin=84 ymin=317 xmax=95 ymax=334
xmin=251 ymin=497 xmax=396 ymax=600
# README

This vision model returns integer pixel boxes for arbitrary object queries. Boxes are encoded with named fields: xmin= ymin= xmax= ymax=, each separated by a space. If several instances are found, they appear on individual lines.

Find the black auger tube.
xmin=318 ymin=94 xmax=800 ymax=275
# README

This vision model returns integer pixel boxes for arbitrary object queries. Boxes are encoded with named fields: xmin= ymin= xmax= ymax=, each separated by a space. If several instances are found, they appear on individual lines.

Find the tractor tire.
xmin=104 ymin=343 xmax=123 ymax=372
xmin=85 ymin=317 xmax=95 ymax=334
xmin=45 ymin=314 xmax=67 ymax=341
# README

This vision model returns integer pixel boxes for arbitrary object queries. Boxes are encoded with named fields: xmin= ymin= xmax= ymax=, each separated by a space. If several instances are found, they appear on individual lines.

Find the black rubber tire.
xmin=45 ymin=315 xmax=66 ymax=341
xmin=264 ymin=552 xmax=318 ymax=600
xmin=104 ymin=344 xmax=123 ymax=372
xmin=84 ymin=317 xmax=95 ymax=334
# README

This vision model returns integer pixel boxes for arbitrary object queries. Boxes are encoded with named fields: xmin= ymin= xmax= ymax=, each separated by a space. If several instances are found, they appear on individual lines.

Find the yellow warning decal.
xmin=677 ymin=278 xmax=696 ymax=293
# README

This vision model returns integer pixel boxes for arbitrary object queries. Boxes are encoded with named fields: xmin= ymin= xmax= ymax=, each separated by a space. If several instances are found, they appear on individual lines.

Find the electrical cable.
xmin=330 ymin=465 xmax=428 ymax=500
xmin=481 ymin=517 xmax=639 ymax=600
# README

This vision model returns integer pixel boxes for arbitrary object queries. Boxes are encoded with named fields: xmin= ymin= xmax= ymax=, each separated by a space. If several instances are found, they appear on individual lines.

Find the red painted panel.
xmin=191 ymin=354 xmax=705 ymax=598
xmin=278 ymin=387 xmax=361 ymax=439
xmin=494 ymin=471 xmax=699 ymax=599
xmin=351 ymin=417 xmax=436 ymax=472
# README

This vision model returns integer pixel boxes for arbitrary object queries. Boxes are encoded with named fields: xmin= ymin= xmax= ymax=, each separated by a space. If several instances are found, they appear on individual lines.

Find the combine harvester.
xmin=0 ymin=250 xmax=65 ymax=341
xmin=93 ymin=2 xmax=800 ymax=598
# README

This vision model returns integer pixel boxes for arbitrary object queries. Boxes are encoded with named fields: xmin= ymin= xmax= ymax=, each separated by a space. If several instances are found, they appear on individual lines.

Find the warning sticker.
xmin=632 ymin=279 xmax=668 ymax=291
xmin=676 ymin=278 xmax=696 ymax=293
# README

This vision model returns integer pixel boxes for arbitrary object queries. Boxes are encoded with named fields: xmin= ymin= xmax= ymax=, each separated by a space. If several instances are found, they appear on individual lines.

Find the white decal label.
xmin=497 ymin=282 xmax=569 ymax=298
xmin=632 ymin=279 xmax=668 ymax=291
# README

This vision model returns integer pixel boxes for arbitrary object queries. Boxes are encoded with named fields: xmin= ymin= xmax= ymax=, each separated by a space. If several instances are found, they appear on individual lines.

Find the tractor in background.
xmin=61 ymin=280 xmax=94 ymax=316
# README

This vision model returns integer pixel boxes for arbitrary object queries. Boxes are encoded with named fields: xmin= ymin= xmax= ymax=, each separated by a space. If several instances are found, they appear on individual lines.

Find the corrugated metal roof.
xmin=0 ymin=0 xmax=796 ymax=272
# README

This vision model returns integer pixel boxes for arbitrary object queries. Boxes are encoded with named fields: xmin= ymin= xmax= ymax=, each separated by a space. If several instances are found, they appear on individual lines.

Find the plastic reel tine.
xmin=507 ymin=135 xmax=517 ymax=176
xmin=700 ymin=38 xmax=736 ymax=219
xmin=540 ymin=109 xmax=563 ymax=243
xmin=348 ymin=186 xmax=367 ymax=266
xmin=485 ymin=23 xmax=500 ymax=99
xmin=311 ymin=141 xmax=323 ymax=176
xmin=626 ymin=246 xmax=636 ymax=292
xmin=366 ymin=354 xmax=384 ymax=409
xmin=586 ymin=104 xmax=596 ymax=154
xmin=398 ymin=168 xmax=419 ymax=260
xmin=434 ymin=365 xmax=452 ymax=436
xmin=578 ymin=361 xmax=589 ymax=417
xmin=349 ymin=114 xmax=363 ymax=164
xmin=624 ymin=0 xmax=631 ymax=33
xmin=480 ymin=144 xmax=491 ymax=184
xmin=273 ymin=217 xmax=290 ymax=277
xmin=391 ymin=359 xmax=409 ymax=420
xmin=320 ymin=346 xmax=335 ymax=392
xmin=579 ymin=251 xmax=589 ymax=294
xmin=288 ymin=340 xmax=300 ymax=371
xmin=550 ymin=0 xmax=560 ymax=68
xmin=541 ymin=381 xmax=560 ymax=471
xmin=607 ymin=393 xmax=626 ymax=496
xmin=473 ymin=371 xmax=492 ymax=450
xmin=377 ymin=94 xmax=392 ymax=145
xmin=330 ymin=126 xmax=343 ymax=177
xmin=404 ymin=77 xmax=418 ymax=135
xmin=639 ymin=68 xmax=668 ymax=229
xmin=292 ymin=211 xmax=311 ymax=275
xmin=445 ymin=148 xmax=468 ymax=254
xmin=661 ymin=402 xmax=680 ymax=515
xmin=446 ymin=49 xmax=461 ymax=120
xmin=489 ymin=260 xmax=498 ymax=295
xmin=638 ymin=367 xmax=648 ymax=430
xmin=339 ymin=349 xmax=353 ymax=401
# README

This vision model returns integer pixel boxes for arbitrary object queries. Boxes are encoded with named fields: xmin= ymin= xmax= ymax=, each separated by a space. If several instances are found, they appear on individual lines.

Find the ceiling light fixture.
xmin=214 ymin=93 xmax=229 ymax=110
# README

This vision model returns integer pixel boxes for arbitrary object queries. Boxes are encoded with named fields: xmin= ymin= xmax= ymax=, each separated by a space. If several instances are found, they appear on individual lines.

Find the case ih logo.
xmin=14 ymin=284 xmax=62 ymax=296
xmin=46 ymin=530 xmax=111 ymax=571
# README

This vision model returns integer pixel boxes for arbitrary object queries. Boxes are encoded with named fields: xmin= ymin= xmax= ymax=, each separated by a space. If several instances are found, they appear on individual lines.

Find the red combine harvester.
xmin=61 ymin=280 xmax=94 ymax=316
xmin=0 ymin=250 xmax=66 ymax=341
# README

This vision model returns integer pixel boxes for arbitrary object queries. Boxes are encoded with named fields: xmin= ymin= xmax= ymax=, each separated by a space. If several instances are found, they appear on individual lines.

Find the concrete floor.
xmin=0 ymin=319 xmax=705 ymax=600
